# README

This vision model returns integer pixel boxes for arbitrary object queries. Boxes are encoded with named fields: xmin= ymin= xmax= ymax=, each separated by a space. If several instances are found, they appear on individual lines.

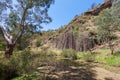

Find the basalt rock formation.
xmin=54 ymin=27 xmax=75 ymax=50
xmin=42 ymin=0 xmax=114 ymax=51
xmin=53 ymin=27 xmax=97 ymax=51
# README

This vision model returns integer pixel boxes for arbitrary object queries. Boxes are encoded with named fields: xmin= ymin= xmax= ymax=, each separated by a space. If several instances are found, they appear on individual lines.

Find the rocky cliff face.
xmin=43 ymin=0 xmax=114 ymax=51
xmin=54 ymin=27 xmax=75 ymax=50
xmin=85 ymin=0 xmax=113 ymax=15
xmin=53 ymin=27 xmax=97 ymax=51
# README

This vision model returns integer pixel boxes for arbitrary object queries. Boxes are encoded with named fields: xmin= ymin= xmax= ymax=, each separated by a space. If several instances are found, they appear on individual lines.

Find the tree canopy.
xmin=0 ymin=0 xmax=54 ymax=57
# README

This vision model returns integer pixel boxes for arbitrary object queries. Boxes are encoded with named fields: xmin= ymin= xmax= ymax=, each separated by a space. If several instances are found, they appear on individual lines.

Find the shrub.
xmin=36 ymin=39 xmax=42 ymax=47
xmin=0 ymin=42 xmax=6 ymax=51
xmin=8 ymin=48 xmax=34 ymax=74
xmin=82 ymin=52 xmax=95 ymax=62
xmin=37 ymin=50 xmax=57 ymax=64
xmin=0 ymin=62 xmax=19 ymax=80
xmin=15 ymin=35 xmax=30 ymax=51
xmin=46 ymin=51 xmax=57 ymax=57
xmin=12 ymin=73 xmax=40 ymax=80
xmin=0 ymin=47 xmax=57 ymax=80
xmin=38 ymin=50 xmax=56 ymax=57
xmin=2 ymin=48 xmax=40 ymax=79
xmin=61 ymin=49 xmax=77 ymax=60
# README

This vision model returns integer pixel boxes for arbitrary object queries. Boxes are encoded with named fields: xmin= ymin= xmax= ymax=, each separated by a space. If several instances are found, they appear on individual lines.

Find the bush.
xmin=36 ymin=39 xmax=42 ymax=47
xmin=15 ymin=35 xmax=30 ymax=50
xmin=12 ymin=73 xmax=40 ymax=80
xmin=0 ymin=47 xmax=57 ymax=80
xmin=1 ymin=48 xmax=40 ymax=79
xmin=82 ymin=52 xmax=95 ymax=62
xmin=37 ymin=50 xmax=57 ymax=64
xmin=61 ymin=49 xmax=77 ymax=60
xmin=0 ymin=62 xmax=19 ymax=80
xmin=38 ymin=50 xmax=57 ymax=57
xmin=0 ymin=42 xmax=6 ymax=51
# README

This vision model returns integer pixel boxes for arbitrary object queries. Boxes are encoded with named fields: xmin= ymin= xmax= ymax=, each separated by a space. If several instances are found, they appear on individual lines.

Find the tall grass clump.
xmin=81 ymin=52 xmax=95 ymax=62
xmin=61 ymin=49 xmax=77 ymax=60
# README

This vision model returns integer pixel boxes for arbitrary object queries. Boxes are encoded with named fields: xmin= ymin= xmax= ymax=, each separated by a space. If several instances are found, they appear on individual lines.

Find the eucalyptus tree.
xmin=95 ymin=9 xmax=116 ymax=55
xmin=111 ymin=0 xmax=120 ymax=29
xmin=0 ymin=0 xmax=54 ymax=57
xmin=95 ymin=0 xmax=120 ymax=54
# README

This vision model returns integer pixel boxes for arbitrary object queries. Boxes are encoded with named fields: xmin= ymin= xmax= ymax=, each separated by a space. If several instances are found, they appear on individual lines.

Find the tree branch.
xmin=14 ymin=0 xmax=32 ymax=44
xmin=0 ymin=22 xmax=13 ymax=44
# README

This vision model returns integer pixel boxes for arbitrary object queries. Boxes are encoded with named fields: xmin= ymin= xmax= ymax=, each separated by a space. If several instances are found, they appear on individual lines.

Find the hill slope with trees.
xmin=39 ymin=0 xmax=120 ymax=54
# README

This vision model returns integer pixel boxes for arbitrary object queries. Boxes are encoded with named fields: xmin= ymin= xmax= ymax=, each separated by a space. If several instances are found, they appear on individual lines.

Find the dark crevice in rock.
xmin=53 ymin=27 xmax=97 ymax=51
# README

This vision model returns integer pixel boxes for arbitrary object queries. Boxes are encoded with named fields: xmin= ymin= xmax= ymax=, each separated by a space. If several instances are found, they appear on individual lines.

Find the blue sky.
xmin=42 ymin=0 xmax=104 ymax=31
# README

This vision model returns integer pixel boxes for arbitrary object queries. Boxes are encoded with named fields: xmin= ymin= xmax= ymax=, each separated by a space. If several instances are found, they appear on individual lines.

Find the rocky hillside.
xmin=39 ymin=0 xmax=116 ymax=51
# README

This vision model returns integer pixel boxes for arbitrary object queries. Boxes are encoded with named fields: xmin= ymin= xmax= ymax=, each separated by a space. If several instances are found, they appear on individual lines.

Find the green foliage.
xmin=15 ymin=34 xmax=31 ymax=50
xmin=77 ymin=52 xmax=97 ymax=62
xmin=37 ymin=50 xmax=57 ymax=63
xmin=0 ymin=61 xmax=19 ymax=80
xmin=105 ymin=56 xmax=119 ymax=66
xmin=12 ymin=73 xmax=40 ymax=80
xmin=36 ymin=39 xmax=42 ymax=47
xmin=112 ymin=0 xmax=120 ymax=16
xmin=0 ymin=0 xmax=54 ymax=56
xmin=95 ymin=0 xmax=120 ymax=34
xmin=0 ymin=48 xmax=40 ymax=79
xmin=0 ymin=47 xmax=58 ymax=79
xmin=91 ymin=48 xmax=120 ymax=67
xmin=77 ymin=48 xmax=120 ymax=66
xmin=61 ymin=49 xmax=77 ymax=60
xmin=94 ymin=6 xmax=120 ymax=54
xmin=0 ymin=0 xmax=54 ymax=32
xmin=95 ymin=9 xmax=115 ymax=39
xmin=9 ymin=48 xmax=37 ymax=74
xmin=0 ymin=42 xmax=6 ymax=51
xmin=111 ymin=0 xmax=120 ymax=30
xmin=73 ymin=26 xmax=78 ymax=35
xmin=80 ymin=52 xmax=95 ymax=62
xmin=105 ymin=52 xmax=120 ymax=66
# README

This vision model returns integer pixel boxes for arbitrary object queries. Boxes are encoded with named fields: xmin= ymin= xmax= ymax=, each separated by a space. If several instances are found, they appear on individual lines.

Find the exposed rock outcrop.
xmin=85 ymin=0 xmax=113 ymax=15
xmin=55 ymin=27 xmax=75 ymax=50
xmin=53 ymin=27 xmax=97 ymax=51
xmin=42 ymin=0 xmax=114 ymax=51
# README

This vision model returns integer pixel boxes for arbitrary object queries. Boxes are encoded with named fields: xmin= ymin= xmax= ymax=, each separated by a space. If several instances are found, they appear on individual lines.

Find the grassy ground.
xmin=0 ymin=48 xmax=120 ymax=80
xmin=77 ymin=48 xmax=120 ymax=67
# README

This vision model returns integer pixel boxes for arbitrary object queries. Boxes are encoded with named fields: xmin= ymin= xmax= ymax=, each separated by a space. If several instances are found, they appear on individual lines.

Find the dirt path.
xmin=39 ymin=60 xmax=120 ymax=80
xmin=92 ymin=67 xmax=120 ymax=80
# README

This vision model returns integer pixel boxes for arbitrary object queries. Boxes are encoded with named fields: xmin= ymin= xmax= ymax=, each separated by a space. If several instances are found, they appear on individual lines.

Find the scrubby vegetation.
xmin=77 ymin=48 xmax=120 ymax=67
xmin=1 ymin=47 xmax=120 ymax=79
xmin=61 ymin=49 xmax=77 ymax=60
xmin=0 ymin=0 xmax=120 ymax=80
xmin=0 ymin=47 xmax=58 ymax=80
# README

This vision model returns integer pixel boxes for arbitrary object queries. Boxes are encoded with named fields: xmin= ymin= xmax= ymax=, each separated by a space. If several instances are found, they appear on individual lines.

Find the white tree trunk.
xmin=0 ymin=22 xmax=15 ymax=57
xmin=0 ymin=22 xmax=13 ymax=44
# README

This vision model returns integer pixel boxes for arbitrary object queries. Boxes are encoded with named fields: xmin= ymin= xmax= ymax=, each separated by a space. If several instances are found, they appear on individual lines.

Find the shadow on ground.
xmin=104 ymin=77 xmax=114 ymax=80
xmin=44 ymin=59 xmax=97 ymax=80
